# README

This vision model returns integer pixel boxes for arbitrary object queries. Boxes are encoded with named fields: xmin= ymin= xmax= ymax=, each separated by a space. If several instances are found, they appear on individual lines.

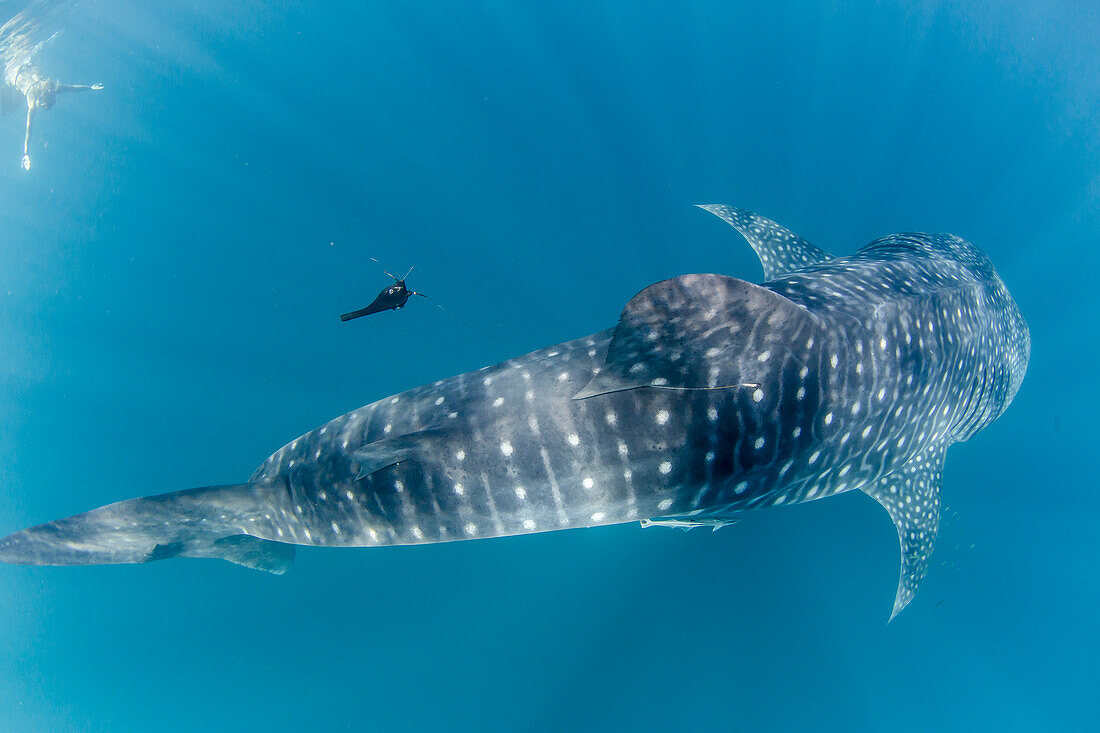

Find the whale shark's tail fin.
xmin=0 ymin=484 xmax=294 ymax=574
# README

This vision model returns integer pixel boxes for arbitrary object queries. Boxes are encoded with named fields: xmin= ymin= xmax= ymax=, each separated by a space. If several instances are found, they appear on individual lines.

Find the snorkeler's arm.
xmin=56 ymin=83 xmax=104 ymax=93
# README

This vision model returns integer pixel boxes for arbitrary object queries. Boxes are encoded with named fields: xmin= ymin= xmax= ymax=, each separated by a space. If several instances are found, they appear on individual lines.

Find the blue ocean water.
xmin=0 ymin=0 xmax=1096 ymax=730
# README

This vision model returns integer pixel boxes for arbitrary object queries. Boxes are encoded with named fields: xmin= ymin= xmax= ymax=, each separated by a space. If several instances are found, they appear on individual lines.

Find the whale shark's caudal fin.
xmin=860 ymin=442 xmax=947 ymax=621
xmin=0 ymin=484 xmax=294 ymax=574
xmin=696 ymin=205 xmax=832 ymax=280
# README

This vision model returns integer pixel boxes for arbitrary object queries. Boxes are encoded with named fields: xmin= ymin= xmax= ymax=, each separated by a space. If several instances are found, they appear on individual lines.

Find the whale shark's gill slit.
xmin=955 ymin=366 xmax=990 ymax=441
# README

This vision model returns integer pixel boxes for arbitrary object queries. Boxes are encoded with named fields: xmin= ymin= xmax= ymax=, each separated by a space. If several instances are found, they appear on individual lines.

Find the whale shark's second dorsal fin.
xmin=575 ymin=273 xmax=822 ymax=399
xmin=697 ymin=205 xmax=832 ymax=280
xmin=351 ymin=428 xmax=451 ymax=479
xmin=860 ymin=441 xmax=947 ymax=621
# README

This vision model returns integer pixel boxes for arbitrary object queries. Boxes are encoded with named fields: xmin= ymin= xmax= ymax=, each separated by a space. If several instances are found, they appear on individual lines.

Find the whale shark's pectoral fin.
xmin=696 ymin=205 xmax=832 ymax=280
xmin=576 ymin=273 xmax=820 ymax=399
xmin=352 ymin=428 xmax=448 ymax=479
xmin=640 ymin=514 xmax=740 ymax=532
xmin=861 ymin=442 xmax=948 ymax=621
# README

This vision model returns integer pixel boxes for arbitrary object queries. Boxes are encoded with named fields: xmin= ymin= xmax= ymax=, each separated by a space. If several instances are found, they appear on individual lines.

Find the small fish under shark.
xmin=0 ymin=206 xmax=1029 ymax=619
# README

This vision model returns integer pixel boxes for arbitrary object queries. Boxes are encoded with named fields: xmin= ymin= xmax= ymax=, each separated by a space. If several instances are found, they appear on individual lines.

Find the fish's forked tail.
xmin=0 ymin=484 xmax=294 ymax=574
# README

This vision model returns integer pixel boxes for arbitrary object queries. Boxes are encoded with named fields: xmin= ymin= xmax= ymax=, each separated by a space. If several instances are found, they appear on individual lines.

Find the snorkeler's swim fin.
xmin=340 ymin=304 xmax=381 ymax=321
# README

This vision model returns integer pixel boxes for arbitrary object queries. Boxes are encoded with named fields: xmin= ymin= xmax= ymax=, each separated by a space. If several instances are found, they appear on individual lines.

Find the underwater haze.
xmin=0 ymin=0 xmax=1097 ymax=731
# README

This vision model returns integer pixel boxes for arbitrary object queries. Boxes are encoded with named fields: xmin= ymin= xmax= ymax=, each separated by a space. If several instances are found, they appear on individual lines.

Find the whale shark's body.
xmin=0 ymin=207 xmax=1029 ymax=618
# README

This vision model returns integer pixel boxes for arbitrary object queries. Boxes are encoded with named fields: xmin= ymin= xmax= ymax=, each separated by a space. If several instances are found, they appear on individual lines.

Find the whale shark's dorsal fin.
xmin=575 ymin=273 xmax=821 ymax=399
xmin=351 ymin=428 xmax=451 ymax=479
xmin=696 ymin=205 xmax=832 ymax=280
xmin=860 ymin=442 xmax=947 ymax=621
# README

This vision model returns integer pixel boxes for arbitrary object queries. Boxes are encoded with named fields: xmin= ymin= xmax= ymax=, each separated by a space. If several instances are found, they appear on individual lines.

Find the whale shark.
xmin=0 ymin=206 xmax=1029 ymax=619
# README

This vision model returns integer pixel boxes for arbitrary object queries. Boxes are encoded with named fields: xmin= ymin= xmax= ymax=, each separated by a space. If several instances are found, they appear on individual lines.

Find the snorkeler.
xmin=340 ymin=257 xmax=507 ymax=344
xmin=2 ymin=62 xmax=102 ymax=170
xmin=341 ymin=262 xmax=424 ymax=321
